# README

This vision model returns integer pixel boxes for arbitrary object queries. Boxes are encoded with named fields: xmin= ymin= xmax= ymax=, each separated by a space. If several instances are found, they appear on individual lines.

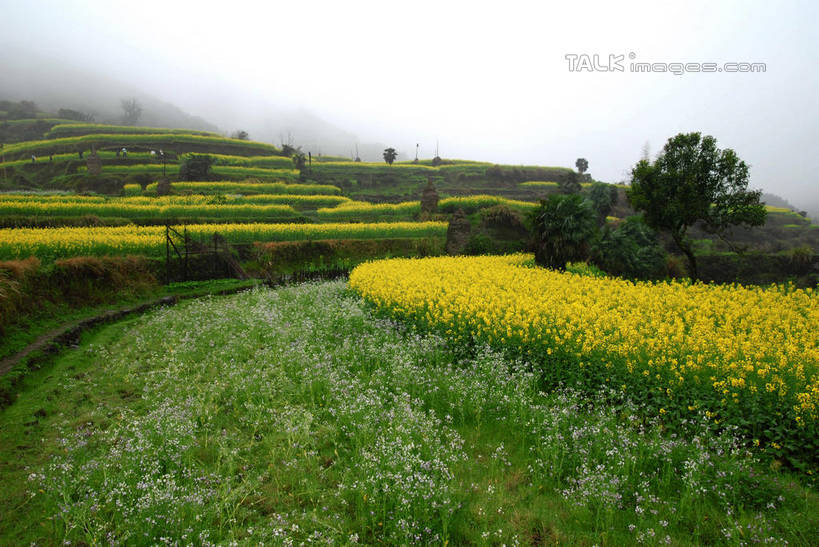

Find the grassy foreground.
xmin=0 ymin=281 xmax=816 ymax=544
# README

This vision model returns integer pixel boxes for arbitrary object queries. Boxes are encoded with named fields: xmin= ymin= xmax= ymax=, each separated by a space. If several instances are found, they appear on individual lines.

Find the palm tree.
xmin=383 ymin=147 xmax=397 ymax=165
xmin=529 ymin=194 xmax=597 ymax=269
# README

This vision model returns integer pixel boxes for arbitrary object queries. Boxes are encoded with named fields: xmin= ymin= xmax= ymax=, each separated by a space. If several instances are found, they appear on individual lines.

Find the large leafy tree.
xmin=588 ymin=182 xmax=618 ymax=221
xmin=628 ymin=132 xmax=765 ymax=280
xmin=383 ymin=147 xmax=397 ymax=165
xmin=575 ymin=157 xmax=588 ymax=174
xmin=559 ymin=171 xmax=581 ymax=194
xmin=529 ymin=193 xmax=597 ymax=270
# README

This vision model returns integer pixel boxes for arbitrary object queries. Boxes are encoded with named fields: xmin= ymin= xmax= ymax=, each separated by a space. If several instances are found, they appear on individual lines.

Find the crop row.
xmin=2 ymin=134 xmax=281 ymax=159
xmin=77 ymin=164 xmax=300 ymax=182
xmin=1 ymin=192 xmax=350 ymax=210
xmin=44 ymin=123 xmax=220 ymax=138
xmin=0 ymin=222 xmax=448 ymax=261
xmin=315 ymin=195 xmax=538 ymax=221
xmin=349 ymin=255 xmax=819 ymax=468
xmin=0 ymin=200 xmax=299 ymax=221
xmin=136 ymin=181 xmax=342 ymax=195
xmin=0 ymin=151 xmax=161 ymax=168
xmin=317 ymin=201 xmax=422 ymax=221
xmin=437 ymin=195 xmax=537 ymax=214
xmin=209 ymin=154 xmax=294 ymax=169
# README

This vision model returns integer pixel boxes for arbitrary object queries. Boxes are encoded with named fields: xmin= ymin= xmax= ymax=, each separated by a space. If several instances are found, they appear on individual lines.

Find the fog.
xmin=1 ymin=0 xmax=817 ymax=213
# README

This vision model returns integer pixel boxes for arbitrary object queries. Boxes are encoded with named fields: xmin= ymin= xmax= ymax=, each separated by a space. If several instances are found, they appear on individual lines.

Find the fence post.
xmin=213 ymin=233 xmax=218 ymax=278
xmin=184 ymin=225 xmax=189 ymax=281
xmin=165 ymin=223 xmax=170 ymax=285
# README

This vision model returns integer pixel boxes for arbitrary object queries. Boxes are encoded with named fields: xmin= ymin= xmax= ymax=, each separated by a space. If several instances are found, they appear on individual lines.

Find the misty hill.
xmin=0 ymin=57 xmax=217 ymax=133
xmin=0 ymin=50 xmax=389 ymax=160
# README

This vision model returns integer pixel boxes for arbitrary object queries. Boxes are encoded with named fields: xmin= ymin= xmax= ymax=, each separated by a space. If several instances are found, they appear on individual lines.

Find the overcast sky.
xmin=1 ymin=0 xmax=817 ymax=208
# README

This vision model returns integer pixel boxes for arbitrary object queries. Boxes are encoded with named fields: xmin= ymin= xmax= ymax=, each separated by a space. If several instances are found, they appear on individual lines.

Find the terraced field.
xmin=0 ymin=221 xmax=448 ymax=261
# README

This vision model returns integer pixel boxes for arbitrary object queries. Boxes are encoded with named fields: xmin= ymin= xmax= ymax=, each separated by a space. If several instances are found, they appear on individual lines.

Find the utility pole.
xmin=415 ymin=143 xmax=419 ymax=162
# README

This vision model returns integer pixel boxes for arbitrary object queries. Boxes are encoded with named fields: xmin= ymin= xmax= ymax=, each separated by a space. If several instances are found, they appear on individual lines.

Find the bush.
xmin=588 ymin=182 xmax=618 ymax=220
xmin=255 ymin=238 xmax=445 ymax=275
xmin=479 ymin=204 xmax=525 ymax=228
xmin=78 ymin=175 xmax=125 ymax=195
xmin=463 ymin=233 xmax=494 ymax=255
xmin=591 ymin=216 xmax=667 ymax=280
xmin=559 ymin=171 xmax=582 ymax=194
xmin=179 ymin=154 xmax=215 ymax=181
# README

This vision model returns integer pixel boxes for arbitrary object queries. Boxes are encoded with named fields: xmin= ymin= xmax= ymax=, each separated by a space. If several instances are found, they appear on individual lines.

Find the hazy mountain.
xmin=0 ymin=49 xmax=390 ymax=159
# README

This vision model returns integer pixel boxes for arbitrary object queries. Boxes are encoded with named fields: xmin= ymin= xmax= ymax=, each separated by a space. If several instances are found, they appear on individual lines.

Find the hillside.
xmin=0 ymin=118 xmax=816 ymax=287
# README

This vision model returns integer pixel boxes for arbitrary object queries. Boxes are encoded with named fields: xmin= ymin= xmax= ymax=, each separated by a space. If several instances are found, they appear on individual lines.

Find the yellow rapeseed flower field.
xmin=0 ymin=222 xmax=448 ymax=261
xmin=349 ymin=255 xmax=819 ymax=463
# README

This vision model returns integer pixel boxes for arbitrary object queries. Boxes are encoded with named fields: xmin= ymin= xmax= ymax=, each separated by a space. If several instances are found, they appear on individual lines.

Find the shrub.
xmin=255 ymin=238 xmax=445 ymax=275
xmin=179 ymin=154 xmax=215 ymax=181
xmin=588 ymin=182 xmax=618 ymax=220
xmin=592 ymin=216 xmax=667 ymax=280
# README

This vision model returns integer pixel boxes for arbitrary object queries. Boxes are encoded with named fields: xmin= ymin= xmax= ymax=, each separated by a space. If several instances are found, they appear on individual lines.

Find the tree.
xmin=58 ymin=108 xmax=95 ymax=122
xmin=559 ymin=171 xmax=581 ymax=194
xmin=588 ymin=182 xmax=619 ymax=222
xmin=383 ymin=147 xmax=397 ymax=165
xmin=292 ymin=152 xmax=307 ymax=170
xmin=592 ymin=216 xmax=666 ymax=280
xmin=179 ymin=154 xmax=214 ymax=181
xmin=640 ymin=141 xmax=651 ymax=161
xmin=120 ymin=98 xmax=142 ymax=126
xmin=8 ymin=100 xmax=39 ymax=119
xmin=628 ymin=132 xmax=766 ymax=280
xmin=529 ymin=193 xmax=597 ymax=270
xmin=231 ymin=130 xmax=249 ymax=140
xmin=575 ymin=157 xmax=588 ymax=174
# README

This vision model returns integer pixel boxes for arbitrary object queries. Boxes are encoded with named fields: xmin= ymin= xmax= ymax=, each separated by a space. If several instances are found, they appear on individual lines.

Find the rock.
xmin=446 ymin=208 xmax=471 ymax=255
xmin=420 ymin=179 xmax=439 ymax=214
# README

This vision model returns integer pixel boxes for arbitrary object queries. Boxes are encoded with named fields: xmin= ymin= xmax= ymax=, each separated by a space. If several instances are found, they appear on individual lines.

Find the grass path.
xmin=0 ymin=280 xmax=261 ymax=377
xmin=0 ymin=281 xmax=816 ymax=544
